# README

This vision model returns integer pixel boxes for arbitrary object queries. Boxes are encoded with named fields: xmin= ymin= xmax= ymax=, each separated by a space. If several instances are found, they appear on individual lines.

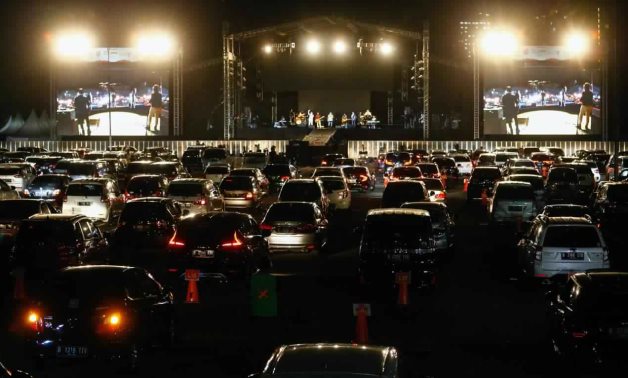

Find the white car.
xmin=489 ymin=181 xmax=537 ymax=223
xmin=451 ymin=154 xmax=473 ymax=175
xmin=62 ymin=178 xmax=124 ymax=221
xmin=418 ymin=178 xmax=447 ymax=202
xmin=317 ymin=176 xmax=351 ymax=210
xmin=575 ymin=159 xmax=601 ymax=182
xmin=0 ymin=163 xmax=36 ymax=192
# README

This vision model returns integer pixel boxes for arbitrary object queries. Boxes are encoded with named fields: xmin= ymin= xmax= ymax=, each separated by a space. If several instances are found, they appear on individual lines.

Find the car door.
xmin=124 ymin=269 xmax=171 ymax=343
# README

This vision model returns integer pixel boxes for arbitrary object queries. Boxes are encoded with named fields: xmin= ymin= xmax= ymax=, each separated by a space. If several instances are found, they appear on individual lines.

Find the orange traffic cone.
xmin=355 ymin=305 xmax=369 ymax=344
xmin=398 ymin=279 xmax=409 ymax=306
xmin=13 ymin=268 xmax=25 ymax=300
xmin=463 ymin=178 xmax=469 ymax=192
xmin=186 ymin=279 xmax=199 ymax=304
xmin=481 ymin=189 xmax=488 ymax=207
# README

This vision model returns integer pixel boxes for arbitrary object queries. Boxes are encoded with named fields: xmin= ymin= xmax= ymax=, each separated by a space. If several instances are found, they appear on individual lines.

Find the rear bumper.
xmin=267 ymin=232 xmax=319 ymax=252
xmin=223 ymin=199 xmax=256 ymax=209
xmin=29 ymin=334 xmax=133 ymax=361
xmin=534 ymin=261 xmax=609 ymax=278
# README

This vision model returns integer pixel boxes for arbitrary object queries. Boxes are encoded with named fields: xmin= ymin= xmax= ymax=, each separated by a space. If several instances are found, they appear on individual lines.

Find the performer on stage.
xmin=308 ymin=109 xmax=314 ymax=127
xmin=351 ymin=111 xmax=357 ymax=127
xmin=73 ymin=88 xmax=91 ymax=136
xmin=341 ymin=113 xmax=348 ymax=127
xmin=289 ymin=109 xmax=296 ymax=125
xmin=327 ymin=112 xmax=334 ymax=128
xmin=147 ymin=84 xmax=163 ymax=131
xmin=315 ymin=112 xmax=322 ymax=128
xmin=578 ymin=83 xmax=594 ymax=131
xmin=501 ymin=86 xmax=519 ymax=135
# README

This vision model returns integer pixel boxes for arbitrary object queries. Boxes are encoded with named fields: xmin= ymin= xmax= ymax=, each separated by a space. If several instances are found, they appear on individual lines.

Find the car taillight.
xmin=26 ymin=310 xmax=42 ymax=332
xmin=534 ymin=246 xmax=543 ymax=261
xmin=23 ymin=189 xmax=30 ymax=196
xmin=435 ymin=192 xmax=447 ymax=200
xmin=296 ymin=223 xmax=317 ymax=233
xmin=321 ymin=161 xmax=328 ymax=166
xmin=260 ymin=223 xmax=273 ymax=231
xmin=221 ymin=231 xmax=243 ymax=248
xmin=52 ymin=189 xmax=61 ymax=196
xmin=96 ymin=311 xmax=124 ymax=334
xmin=194 ymin=198 xmax=207 ymax=205
xmin=359 ymin=174 xmax=368 ymax=182
xmin=280 ymin=176 xmax=290 ymax=181
xmin=168 ymin=232 xmax=185 ymax=248
xmin=243 ymin=192 xmax=254 ymax=199
xmin=571 ymin=331 xmax=588 ymax=339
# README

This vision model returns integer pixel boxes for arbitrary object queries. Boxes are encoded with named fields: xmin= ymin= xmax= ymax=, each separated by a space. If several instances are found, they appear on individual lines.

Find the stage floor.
xmin=515 ymin=110 xmax=599 ymax=135
xmin=77 ymin=112 xmax=168 ymax=136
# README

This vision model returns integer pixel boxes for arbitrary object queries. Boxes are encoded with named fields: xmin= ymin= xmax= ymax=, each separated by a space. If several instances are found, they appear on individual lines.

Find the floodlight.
xmin=479 ymin=30 xmax=519 ymax=56
xmin=136 ymin=33 xmax=176 ymax=58
xmin=53 ymin=32 xmax=94 ymax=58
xmin=380 ymin=42 xmax=394 ymax=55
xmin=305 ymin=39 xmax=321 ymax=54
xmin=333 ymin=40 xmax=347 ymax=54
xmin=565 ymin=32 xmax=590 ymax=55
xmin=263 ymin=44 xmax=273 ymax=54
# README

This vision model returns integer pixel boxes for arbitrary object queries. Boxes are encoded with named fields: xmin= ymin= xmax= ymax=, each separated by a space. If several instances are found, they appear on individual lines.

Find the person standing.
xmin=327 ymin=112 xmax=334 ymax=128
xmin=307 ymin=109 xmax=314 ymax=128
xmin=74 ymin=88 xmax=91 ymax=136
xmin=314 ymin=112 xmax=322 ymax=128
xmin=578 ymin=83 xmax=594 ymax=130
xmin=341 ymin=113 xmax=348 ymax=128
xmin=268 ymin=145 xmax=277 ymax=164
xmin=501 ymin=86 xmax=519 ymax=135
xmin=147 ymin=84 xmax=163 ymax=131
xmin=350 ymin=111 xmax=357 ymax=128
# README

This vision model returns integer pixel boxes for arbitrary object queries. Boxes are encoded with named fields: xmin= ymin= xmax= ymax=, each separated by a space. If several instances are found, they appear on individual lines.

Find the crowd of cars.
xmin=3 ymin=143 xmax=628 ymax=374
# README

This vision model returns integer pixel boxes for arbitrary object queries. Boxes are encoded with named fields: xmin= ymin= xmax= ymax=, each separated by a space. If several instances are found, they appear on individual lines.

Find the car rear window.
xmin=205 ymin=166 xmax=230 ymax=174
xmin=147 ymin=164 xmax=177 ymax=176
xmin=453 ymin=156 xmax=470 ymax=162
xmin=544 ymin=207 xmax=588 ymax=218
xmin=273 ymin=349 xmax=382 ymax=375
xmin=203 ymin=149 xmax=227 ymax=159
xmin=509 ymin=176 xmax=543 ymax=191
xmin=0 ymin=167 xmax=20 ymax=175
xmin=43 ymin=270 xmax=126 ymax=304
xmin=478 ymin=155 xmax=495 ymax=163
xmin=495 ymin=185 xmax=534 ymax=200
xmin=182 ymin=150 xmax=200 ymax=159
xmin=127 ymin=163 xmax=153 ymax=174
xmin=17 ymin=221 xmax=74 ymax=243
xmin=532 ymin=154 xmax=552 ymax=161
xmin=280 ymin=182 xmax=322 ymax=202
xmin=419 ymin=179 xmax=444 ymax=191
xmin=514 ymin=160 xmax=535 ymax=167
xmin=434 ymin=158 xmax=455 ymax=167
xmin=220 ymin=176 xmax=253 ymax=191
xmin=67 ymin=183 xmax=103 ymax=196
xmin=167 ymin=183 xmax=203 ymax=196
xmin=548 ymin=169 xmax=577 ymax=182
xmin=392 ymin=167 xmax=421 ymax=178
xmin=314 ymin=168 xmax=342 ymax=177
xmin=244 ymin=155 xmax=266 ymax=164
xmin=471 ymin=169 xmax=501 ymax=180
xmin=608 ymin=185 xmax=628 ymax=202
xmin=365 ymin=214 xmax=432 ymax=243
xmin=31 ymin=176 xmax=65 ymax=186
xmin=67 ymin=164 xmax=96 ymax=176
xmin=127 ymin=177 xmax=160 ymax=193
xmin=383 ymin=183 xmax=426 ymax=203
xmin=0 ymin=201 xmax=41 ymax=220
xmin=343 ymin=167 xmax=368 ymax=177
xmin=264 ymin=203 xmax=315 ymax=223
xmin=320 ymin=179 xmax=346 ymax=191
xmin=177 ymin=216 xmax=243 ymax=244
xmin=418 ymin=164 xmax=438 ymax=174
xmin=120 ymin=202 xmax=172 ymax=223
xmin=543 ymin=226 xmax=601 ymax=248
xmin=263 ymin=165 xmax=290 ymax=176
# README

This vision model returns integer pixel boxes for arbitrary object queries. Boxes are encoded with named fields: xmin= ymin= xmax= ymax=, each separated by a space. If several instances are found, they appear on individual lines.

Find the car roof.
xmin=401 ymin=201 xmax=448 ymax=209
xmin=126 ymin=197 xmax=172 ymax=204
xmin=61 ymin=265 xmax=135 ymax=274
xmin=285 ymin=179 xmax=317 ymax=184
xmin=28 ymin=214 xmax=85 ymax=222
xmin=508 ymin=174 xmax=543 ymax=181
xmin=544 ymin=204 xmax=588 ymax=210
xmin=317 ymin=175 xmax=345 ymax=181
xmin=0 ymin=199 xmax=47 ymax=204
xmin=473 ymin=166 xmax=500 ymax=171
xmin=68 ymin=178 xmax=111 ymax=184
xmin=170 ymin=178 xmax=207 ymax=184
xmin=368 ymin=208 xmax=430 ymax=217
xmin=542 ymin=216 xmax=593 ymax=225
xmin=496 ymin=181 xmax=532 ymax=187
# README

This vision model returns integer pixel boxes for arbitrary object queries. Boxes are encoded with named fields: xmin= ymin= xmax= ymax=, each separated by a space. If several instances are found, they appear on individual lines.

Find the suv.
xmin=201 ymin=148 xmax=229 ymax=169
xmin=382 ymin=181 xmax=428 ymax=208
xmin=593 ymin=182 xmax=628 ymax=226
xmin=25 ymin=155 xmax=63 ymax=175
xmin=0 ymin=163 xmax=36 ymax=192
xmin=508 ymin=174 xmax=545 ymax=211
xmin=65 ymin=161 xmax=110 ymax=180
xmin=62 ymin=178 xmax=124 ymax=222
xmin=401 ymin=201 xmax=455 ymax=253
xmin=262 ymin=164 xmax=297 ymax=193
xmin=24 ymin=174 xmax=71 ymax=208
xmin=489 ymin=181 xmax=536 ymax=223
xmin=261 ymin=202 xmax=328 ymax=253
xmin=466 ymin=166 xmax=502 ymax=202
xmin=545 ymin=167 xmax=579 ymax=204
xmin=384 ymin=166 xmax=422 ymax=187
xmin=220 ymin=175 xmax=262 ymax=210
xmin=242 ymin=152 xmax=267 ymax=170
xmin=124 ymin=174 xmax=169 ymax=201
xmin=517 ymin=216 xmax=608 ymax=279
xmin=166 ymin=178 xmax=224 ymax=215
xmin=342 ymin=166 xmax=375 ymax=191
xmin=205 ymin=164 xmax=231 ymax=185
xmin=503 ymin=158 xmax=537 ymax=176
xmin=359 ymin=208 xmax=437 ymax=289
xmin=278 ymin=179 xmax=329 ymax=215
xmin=181 ymin=149 xmax=204 ymax=175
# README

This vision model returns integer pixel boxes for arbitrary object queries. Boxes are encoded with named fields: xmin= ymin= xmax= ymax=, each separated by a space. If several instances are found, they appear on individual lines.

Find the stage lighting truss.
xmin=263 ymin=42 xmax=296 ymax=54
xmin=356 ymin=39 xmax=394 ymax=55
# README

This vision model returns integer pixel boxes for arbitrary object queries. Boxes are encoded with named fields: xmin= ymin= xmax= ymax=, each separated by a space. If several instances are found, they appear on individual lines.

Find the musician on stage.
xmin=308 ymin=110 xmax=314 ymax=127
xmin=350 ymin=111 xmax=357 ymax=127
xmin=327 ymin=112 xmax=334 ymax=128
xmin=341 ymin=113 xmax=348 ymax=127
xmin=315 ymin=112 xmax=322 ymax=128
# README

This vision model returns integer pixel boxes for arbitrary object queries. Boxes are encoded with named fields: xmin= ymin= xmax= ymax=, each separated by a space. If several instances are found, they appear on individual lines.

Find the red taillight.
xmin=435 ymin=192 xmax=447 ymax=200
xmin=260 ymin=223 xmax=273 ymax=231
xmin=280 ymin=175 xmax=290 ymax=181
xmin=572 ymin=331 xmax=588 ymax=339
xmin=194 ymin=198 xmax=207 ymax=205
xmin=221 ymin=231 xmax=243 ymax=248
xmin=359 ymin=174 xmax=368 ymax=182
xmin=244 ymin=192 xmax=254 ymax=199
xmin=96 ymin=311 xmax=124 ymax=334
xmin=26 ymin=310 xmax=41 ymax=332
xmin=321 ymin=161 xmax=328 ymax=166
xmin=168 ymin=232 xmax=185 ymax=248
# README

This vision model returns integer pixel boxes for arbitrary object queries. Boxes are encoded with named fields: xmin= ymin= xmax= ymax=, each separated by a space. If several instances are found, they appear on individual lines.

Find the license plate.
xmin=78 ymin=202 xmax=91 ymax=206
xmin=56 ymin=345 xmax=88 ymax=358
xmin=508 ymin=206 xmax=523 ymax=211
xmin=561 ymin=252 xmax=584 ymax=260
xmin=35 ymin=191 xmax=46 ymax=197
xmin=390 ymin=254 xmax=407 ymax=263
xmin=192 ymin=249 xmax=214 ymax=258
xmin=348 ymin=179 xmax=357 ymax=184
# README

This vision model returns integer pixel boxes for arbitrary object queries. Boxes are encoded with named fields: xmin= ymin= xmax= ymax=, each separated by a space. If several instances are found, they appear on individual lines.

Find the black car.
xmin=548 ymin=271 xmax=628 ymax=364
xmin=24 ymin=174 xmax=71 ymax=208
xmin=593 ymin=182 xmax=628 ymax=226
xmin=24 ymin=155 xmax=63 ymax=175
xmin=320 ymin=153 xmax=344 ymax=167
xmin=167 ymin=212 xmax=271 ymax=281
xmin=124 ymin=175 xmax=169 ymax=202
xmin=342 ymin=166 xmax=375 ymax=191
xmin=541 ymin=204 xmax=593 ymax=219
xmin=359 ymin=208 xmax=437 ymax=290
xmin=113 ymin=198 xmax=182 ymax=252
xmin=432 ymin=156 xmax=459 ymax=177
xmin=381 ymin=181 xmax=428 ymax=208
xmin=545 ymin=167 xmax=579 ymax=204
xmin=24 ymin=265 xmax=174 ymax=369
xmin=466 ymin=166 xmax=502 ymax=201
xmin=262 ymin=164 xmax=297 ymax=192
xmin=10 ymin=214 xmax=109 ymax=282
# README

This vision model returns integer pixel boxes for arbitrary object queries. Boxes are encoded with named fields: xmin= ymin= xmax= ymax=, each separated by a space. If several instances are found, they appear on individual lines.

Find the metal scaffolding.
xmin=422 ymin=22 xmax=430 ymax=140
xmin=172 ymin=50 xmax=183 ymax=136
xmin=223 ymin=35 xmax=236 ymax=140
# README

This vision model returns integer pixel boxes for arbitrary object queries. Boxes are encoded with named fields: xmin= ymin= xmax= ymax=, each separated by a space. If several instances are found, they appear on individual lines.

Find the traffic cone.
xmin=463 ymin=178 xmax=469 ymax=192
xmin=398 ymin=279 xmax=409 ymax=306
xmin=186 ymin=279 xmax=199 ymax=304
xmin=13 ymin=268 xmax=25 ymax=301
xmin=481 ymin=189 xmax=488 ymax=207
xmin=355 ymin=304 xmax=369 ymax=344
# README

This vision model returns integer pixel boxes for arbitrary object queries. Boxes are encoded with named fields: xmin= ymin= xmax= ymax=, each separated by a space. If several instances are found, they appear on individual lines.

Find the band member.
xmin=315 ymin=112 xmax=322 ymax=128
xmin=501 ymin=86 xmax=519 ymax=135
xmin=578 ymin=83 xmax=594 ymax=130
xmin=350 ymin=111 xmax=357 ymax=127
xmin=327 ymin=112 xmax=334 ymax=127
xmin=307 ymin=109 xmax=314 ymax=127
xmin=147 ymin=84 xmax=163 ymax=131
xmin=289 ymin=109 xmax=295 ymax=125
xmin=341 ymin=113 xmax=348 ymax=127
xmin=74 ymin=88 xmax=91 ymax=136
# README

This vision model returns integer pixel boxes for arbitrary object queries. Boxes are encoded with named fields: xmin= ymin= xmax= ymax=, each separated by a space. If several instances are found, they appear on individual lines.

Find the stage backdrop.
xmin=298 ymin=90 xmax=370 ymax=116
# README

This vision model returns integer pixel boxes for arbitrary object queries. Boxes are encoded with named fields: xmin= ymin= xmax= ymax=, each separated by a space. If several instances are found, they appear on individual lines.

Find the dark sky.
xmin=0 ymin=0 xmax=624 ymax=136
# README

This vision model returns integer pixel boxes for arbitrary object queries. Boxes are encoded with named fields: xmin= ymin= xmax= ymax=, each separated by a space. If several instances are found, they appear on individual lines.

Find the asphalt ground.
xmin=1 ymin=174 xmax=625 ymax=377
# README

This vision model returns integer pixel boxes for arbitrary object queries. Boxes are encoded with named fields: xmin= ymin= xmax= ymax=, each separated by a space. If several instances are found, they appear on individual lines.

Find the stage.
xmin=62 ymin=111 xmax=170 ymax=137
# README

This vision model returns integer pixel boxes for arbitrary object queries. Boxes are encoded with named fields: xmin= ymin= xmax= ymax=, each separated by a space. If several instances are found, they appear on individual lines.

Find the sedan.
xmin=261 ymin=202 xmax=328 ymax=253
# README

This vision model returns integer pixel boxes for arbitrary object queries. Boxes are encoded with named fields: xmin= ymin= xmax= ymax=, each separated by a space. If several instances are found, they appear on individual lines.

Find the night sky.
xmin=0 ymin=0 xmax=625 ymax=138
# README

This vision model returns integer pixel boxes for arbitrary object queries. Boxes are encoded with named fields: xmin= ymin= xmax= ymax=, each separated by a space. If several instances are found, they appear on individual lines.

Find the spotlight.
xmin=380 ymin=42 xmax=394 ymax=55
xmin=565 ymin=32 xmax=590 ymax=55
xmin=53 ymin=32 xmax=94 ymax=58
xmin=333 ymin=40 xmax=347 ymax=54
xmin=135 ymin=33 xmax=176 ymax=58
xmin=305 ymin=39 xmax=321 ymax=55
xmin=263 ymin=44 xmax=273 ymax=54
xmin=479 ymin=30 xmax=519 ymax=56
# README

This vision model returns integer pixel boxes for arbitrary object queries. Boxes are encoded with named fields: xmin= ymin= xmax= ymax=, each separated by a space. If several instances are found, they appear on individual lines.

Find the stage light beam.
xmin=263 ymin=44 xmax=273 ymax=54
xmin=479 ymin=31 xmax=519 ymax=56
xmin=136 ymin=33 xmax=176 ymax=58
xmin=565 ymin=32 xmax=589 ymax=55
xmin=305 ymin=39 xmax=321 ymax=55
xmin=380 ymin=42 xmax=394 ymax=55
xmin=53 ymin=32 xmax=94 ymax=58
xmin=333 ymin=40 xmax=347 ymax=54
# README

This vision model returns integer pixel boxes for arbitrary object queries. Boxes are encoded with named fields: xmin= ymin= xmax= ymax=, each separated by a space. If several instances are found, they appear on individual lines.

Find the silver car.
xmin=166 ymin=178 xmax=224 ymax=216
xmin=489 ymin=181 xmax=537 ymax=223
xmin=219 ymin=175 xmax=261 ymax=209
xmin=0 ymin=163 xmax=36 ymax=192
xmin=262 ymin=201 xmax=327 ymax=253
xmin=204 ymin=164 xmax=230 ymax=185
xmin=401 ymin=201 xmax=455 ymax=252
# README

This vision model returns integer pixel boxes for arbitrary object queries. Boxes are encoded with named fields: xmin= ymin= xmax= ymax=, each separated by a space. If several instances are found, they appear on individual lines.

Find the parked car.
xmin=242 ymin=152 xmax=267 ymax=170
xmin=181 ymin=149 xmax=204 ymax=175
xmin=416 ymin=162 xmax=440 ymax=179
xmin=432 ymin=156 xmax=458 ymax=177
xmin=545 ymin=167 xmax=579 ymax=205
xmin=230 ymin=168 xmax=269 ymax=193
xmin=0 ymin=163 xmax=36 ymax=192
xmin=494 ymin=152 xmax=519 ymax=169
xmin=25 ymin=155 xmax=63 ymax=175
xmin=360 ymin=208 xmax=437 ymax=289
xmin=124 ymin=174 xmax=169 ymax=202
xmin=489 ymin=181 xmax=537 ymax=224
xmin=451 ymin=154 xmax=473 ymax=175
xmin=593 ymin=182 xmax=628 ymax=227
xmin=517 ymin=216 xmax=608 ymax=279
xmin=24 ymin=265 xmax=173 ymax=369
xmin=220 ymin=175 xmax=262 ymax=210
xmin=333 ymin=158 xmax=355 ymax=167
xmin=605 ymin=154 xmax=628 ymax=180
xmin=384 ymin=166 xmax=422 ymax=187
xmin=547 ymin=271 xmax=628 ymax=364
xmin=204 ymin=164 xmax=231 ymax=185
xmin=466 ymin=166 xmax=502 ymax=202
xmin=317 ymin=176 xmax=351 ymax=211
xmin=563 ymin=163 xmax=597 ymax=201
xmin=508 ymin=174 xmax=545 ymax=211
xmin=541 ymin=204 xmax=593 ymax=220
xmin=50 ymin=158 xmax=82 ymax=175
xmin=503 ymin=158 xmax=537 ymax=176
xmin=278 ymin=179 xmax=329 ymax=215
xmin=64 ymin=161 xmax=110 ymax=181
xmin=540 ymin=146 xmax=565 ymax=157
xmin=166 ymin=178 xmax=224 ymax=215
xmin=145 ymin=161 xmax=189 ymax=182
xmin=418 ymin=178 xmax=447 ymax=202
xmin=62 ymin=178 xmax=124 ymax=222
xmin=574 ymin=159 xmax=601 ymax=182
xmin=168 ymin=212 xmax=271 ymax=280
xmin=476 ymin=153 xmax=496 ymax=167
xmin=382 ymin=181 xmax=428 ymax=208
xmin=261 ymin=202 xmax=328 ymax=253
xmin=311 ymin=166 xmax=344 ymax=179
xmin=262 ymin=164 xmax=297 ymax=193
xmin=320 ymin=153 xmax=344 ymax=167
xmin=254 ymin=343 xmax=401 ymax=377
xmin=342 ymin=166 xmax=375 ymax=191
xmin=201 ymin=148 xmax=229 ymax=169
xmin=0 ymin=199 xmax=57 ymax=243
xmin=0 ymin=178 xmax=20 ymax=200
xmin=24 ymin=174 xmax=71 ymax=208
xmin=401 ymin=201 xmax=455 ymax=253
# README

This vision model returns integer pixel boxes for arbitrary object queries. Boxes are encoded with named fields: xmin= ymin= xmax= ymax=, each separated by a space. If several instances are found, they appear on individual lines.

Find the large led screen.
xmin=483 ymin=46 xmax=601 ymax=136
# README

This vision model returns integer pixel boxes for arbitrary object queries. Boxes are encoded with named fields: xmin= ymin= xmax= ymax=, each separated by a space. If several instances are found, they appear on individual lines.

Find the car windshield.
xmin=608 ymin=185 xmax=628 ymax=202
xmin=495 ymin=185 xmax=534 ymax=200
xmin=167 ymin=183 xmax=203 ymax=196
xmin=0 ymin=167 xmax=20 ymax=175
xmin=203 ymin=149 xmax=227 ymax=159
xmin=127 ymin=178 xmax=160 ymax=193
xmin=392 ymin=167 xmax=421 ymax=178
xmin=543 ymin=226 xmax=600 ymax=248
xmin=67 ymin=164 xmax=95 ymax=176
xmin=66 ymin=183 xmax=102 ymax=197
xmin=548 ymin=169 xmax=577 ymax=183
xmin=265 ymin=203 xmax=315 ymax=223
xmin=320 ymin=179 xmax=345 ymax=191
xmin=263 ymin=165 xmax=290 ymax=176
xmin=120 ymin=202 xmax=172 ymax=223
xmin=365 ymin=215 xmax=432 ymax=243
xmin=205 ymin=166 xmax=230 ymax=174
xmin=0 ymin=201 xmax=41 ymax=220
xmin=220 ymin=176 xmax=253 ymax=191
xmin=472 ymin=169 xmax=501 ymax=181
xmin=280 ymin=183 xmax=321 ymax=202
